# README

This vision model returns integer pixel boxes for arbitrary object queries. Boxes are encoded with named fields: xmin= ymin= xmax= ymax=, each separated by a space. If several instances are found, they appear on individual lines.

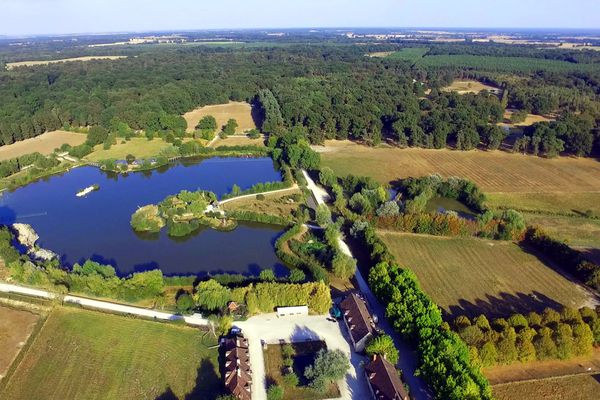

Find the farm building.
xmin=339 ymin=292 xmax=376 ymax=352
xmin=222 ymin=335 xmax=252 ymax=400
xmin=276 ymin=305 xmax=309 ymax=317
xmin=365 ymin=355 xmax=409 ymax=400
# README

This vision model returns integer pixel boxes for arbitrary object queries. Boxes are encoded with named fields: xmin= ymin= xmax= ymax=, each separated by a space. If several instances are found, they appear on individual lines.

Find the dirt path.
xmin=218 ymin=184 xmax=299 ymax=205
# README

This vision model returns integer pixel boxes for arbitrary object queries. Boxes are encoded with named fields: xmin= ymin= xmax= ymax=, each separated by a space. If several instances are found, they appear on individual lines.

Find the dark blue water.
xmin=0 ymin=157 xmax=287 ymax=277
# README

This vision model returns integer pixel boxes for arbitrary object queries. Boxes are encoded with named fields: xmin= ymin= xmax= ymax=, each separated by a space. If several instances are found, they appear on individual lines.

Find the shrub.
xmin=282 ymin=371 xmax=299 ymax=387
xmin=176 ymin=292 xmax=194 ymax=314
xmin=304 ymin=349 xmax=350 ymax=393
xmin=266 ymin=385 xmax=284 ymax=400
xmin=365 ymin=334 xmax=399 ymax=364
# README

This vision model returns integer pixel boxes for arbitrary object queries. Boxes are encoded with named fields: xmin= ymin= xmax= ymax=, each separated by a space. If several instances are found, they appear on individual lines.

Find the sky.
xmin=1 ymin=0 xmax=599 ymax=36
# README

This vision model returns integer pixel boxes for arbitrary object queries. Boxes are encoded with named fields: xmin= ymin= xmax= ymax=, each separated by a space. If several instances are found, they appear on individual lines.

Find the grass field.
xmin=492 ymin=374 xmax=600 ymax=400
xmin=442 ymin=79 xmax=499 ymax=94
xmin=84 ymin=137 xmax=178 ymax=162
xmin=385 ymin=47 xmax=429 ymax=62
xmin=502 ymin=109 xmax=555 ymax=127
xmin=0 ymin=306 xmax=40 ymax=380
xmin=0 ymin=131 xmax=87 ymax=161
xmin=523 ymin=213 xmax=600 ymax=247
xmin=378 ymin=232 xmax=597 ymax=318
xmin=183 ymin=102 xmax=257 ymax=134
xmin=213 ymin=134 xmax=266 ymax=148
xmin=319 ymin=140 xmax=600 ymax=215
xmin=222 ymin=190 xmax=300 ymax=219
xmin=0 ymin=307 xmax=221 ymax=400
xmin=6 ymin=56 xmax=127 ymax=70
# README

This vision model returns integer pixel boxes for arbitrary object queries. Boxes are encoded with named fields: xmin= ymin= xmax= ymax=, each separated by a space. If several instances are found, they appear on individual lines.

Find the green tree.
xmin=316 ymin=204 xmax=332 ymax=227
xmin=222 ymin=118 xmax=238 ymax=136
xmin=288 ymin=269 xmax=306 ymax=283
xmin=365 ymin=334 xmax=399 ymax=364
xmin=193 ymin=279 xmax=231 ymax=311
xmin=479 ymin=342 xmax=498 ymax=367
xmin=259 ymin=269 xmax=276 ymax=282
xmin=266 ymin=384 xmax=284 ymax=400
xmin=176 ymin=292 xmax=194 ymax=314
xmin=304 ymin=349 xmax=350 ymax=393
xmin=332 ymin=253 xmax=357 ymax=280
xmin=196 ymin=115 xmax=217 ymax=132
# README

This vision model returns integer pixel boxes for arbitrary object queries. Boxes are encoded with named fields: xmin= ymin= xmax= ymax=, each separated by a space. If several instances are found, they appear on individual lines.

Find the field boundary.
xmin=0 ymin=310 xmax=49 ymax=392
xmin=491 ymin=370 xmax=600 ymax=387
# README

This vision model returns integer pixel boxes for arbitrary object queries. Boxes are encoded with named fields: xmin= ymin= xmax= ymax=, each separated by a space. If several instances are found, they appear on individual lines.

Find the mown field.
xmin=212 ymin=134 xmax=266 ymax=148
xmin=319 ymin=140 xmax=600 ymax=215
xmin=5 ymin=56 xmax=127 ymax=70
xmin=0 ymin=130 xmax=86 ymax=161
xmin=84 ymin=137 xmax=178 ymax=162
xmin=523 ymin=213 xmax=600 ymax=247
xmin=384 ymin=47 xmax=429 ymax=62
xmin=0 ymin=308 xmax=221 ymax=400
xmin=0 ymin=306 xmax=40 ymax=380
xmin=492 ymin=374 xmax=600 ymax=400
xmin=378 ymin=232 xmax=596 ymax=318
xmin=183 ymin=101 xmax=257 ymax=133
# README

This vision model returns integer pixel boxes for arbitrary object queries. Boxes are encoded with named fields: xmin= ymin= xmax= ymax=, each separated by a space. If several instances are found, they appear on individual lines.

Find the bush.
xmin=266 ymin=385 xmax=284 ymax=400
xmin=365 ymin=334 xmax=399 ymax=364
xmin=282 ymin=371 xmax=299 ymax=387
xmin=304 ymin=349 xmax=350 ymax=393
xmin=176 ymin=292 xmax=194 ymax=314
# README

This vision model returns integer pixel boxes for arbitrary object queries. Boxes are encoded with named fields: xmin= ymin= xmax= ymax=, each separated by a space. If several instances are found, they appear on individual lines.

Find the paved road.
xmin=302 ymin=170 xmax=433 ymax=400
xmin=218 ymin=184 xmax=299 ymax=205
xmin=0 ymin=282 xmax=208 ymax=326
xmin=236 ymin=313 xmax=372 ymax=400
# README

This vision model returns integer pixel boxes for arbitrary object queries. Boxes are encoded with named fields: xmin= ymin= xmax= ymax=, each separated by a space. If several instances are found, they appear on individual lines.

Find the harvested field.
xmin=6 ymin=56 xmax=126 ymax=70
xmin=319 ymin=140 xmax=600 ymax=213
xmin=183 ymin=101 xmax=257 ymax=133
xmin=378 ymin=232 xmax=597 ymax=318
xmin=492 ymin=374 xmax=600 ymax=400
xmin=0 ymin=131 xmax=86 ymax=161
xmin=485 ymin=348 xmax=600 ymax=385
xmin=523 ymin=213 xmax=600 ymax=247
xmin=442 ymin=79 xmax=499 ymax=94
xmin=84 ymin=137 xmax=177 ymax=162
xmin=0 ymin=307 xmax=221 ymax=400
xmin=502 ymin=109 xmax=555 ymax=126
xmin=0 ymin=306 xmax=40 ymax=381
xmin=213 ymin=134 xmax=266 ymax=148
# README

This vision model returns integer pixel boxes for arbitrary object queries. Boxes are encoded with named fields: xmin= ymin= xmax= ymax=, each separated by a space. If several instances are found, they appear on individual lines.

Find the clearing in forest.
xmin=183 ymin=101 xmax=257 ymax=133
xmin=378 ymin=232 xmax=597 ymax=318
xmin=0 ymin=306 xmax=40 ymax=381
xmin=84 ymin=137 xmax=178 ymax=162
xmin=501 ymin=109 xmax=555 ymax=127
xmin=0 ymin=131 xmax=86 ymax=161
xmin=5 ymin=56 xmax=127 ymax=70
xmin=0 ymin=307 xmax=221 ymax=400
xmin=319 ymin=140 xmax=600 ymax=214
xmin=442 ymin=79 xmax=500 ymax=94
xmin=213 ymin=134 xmax=266 ymax=148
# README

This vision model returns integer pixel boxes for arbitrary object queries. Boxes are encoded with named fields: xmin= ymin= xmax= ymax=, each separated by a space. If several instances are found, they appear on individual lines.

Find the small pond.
xmin=0 ymin=157 xmax=287 ymax=276
xmin=425 ymin=196 xmax=478 ymax=220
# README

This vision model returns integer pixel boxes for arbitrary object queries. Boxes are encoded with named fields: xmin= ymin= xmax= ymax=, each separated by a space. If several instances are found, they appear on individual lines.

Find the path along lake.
xmin=0 ymin=157 xmax=287 ymax=276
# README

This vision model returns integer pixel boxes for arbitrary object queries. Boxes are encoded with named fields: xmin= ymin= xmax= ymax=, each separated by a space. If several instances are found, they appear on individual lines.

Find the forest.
xmin=1 ymin=42 xmax=599 ymax=158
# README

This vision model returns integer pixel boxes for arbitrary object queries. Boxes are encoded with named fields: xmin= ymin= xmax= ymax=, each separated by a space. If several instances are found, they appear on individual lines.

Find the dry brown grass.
xmin=0 ymin=306 xmax=40 ymax=380
xmin=183 ymin=102 xmax=257 ymax=133
xmin=502 ymin=109 xmax=555 ymax=127
xmin=367 ymin=51 xmax=395 ymax=58
xmin=378 ymin=232 xmax=598 ymax=318
xmin=6 ymin=56 xmax=126 ymax=70
xmin=485 ymin=349 xmax=600 ymax=385
xmin=319 ymin=140 xmax=600 ymax=193
xmin=442 ymin=79 xmax=499 ymax=94
xmin=221 ymin=191 xmax=300 ymax=220
xmin=0 ymin=131 xmax=87 ymax=161
xmin=492 ymin=374 xmax=600 ymax=400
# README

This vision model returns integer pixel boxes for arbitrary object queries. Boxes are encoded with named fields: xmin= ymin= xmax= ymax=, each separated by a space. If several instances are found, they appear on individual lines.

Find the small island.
xmin=130 ymin=190 xmax=236 ymax=237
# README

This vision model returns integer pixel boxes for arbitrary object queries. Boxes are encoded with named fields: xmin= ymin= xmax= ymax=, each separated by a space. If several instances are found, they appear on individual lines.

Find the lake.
xmin=0 ymin=157 xmax=288 ymax=277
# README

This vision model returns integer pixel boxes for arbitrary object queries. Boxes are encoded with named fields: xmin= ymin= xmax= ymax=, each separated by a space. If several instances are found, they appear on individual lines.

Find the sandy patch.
xmin=183 ymin=102 xmax=257 ymax=134
xmin=6 ymin=56 xmax=127 ymax=70
xmin=442 ymin=79 xmax=500 ymax=94
xmin=0 ymin=131 xmax=87 ymax=161
xmin=0 ymin=306 xmax=40 ymax=380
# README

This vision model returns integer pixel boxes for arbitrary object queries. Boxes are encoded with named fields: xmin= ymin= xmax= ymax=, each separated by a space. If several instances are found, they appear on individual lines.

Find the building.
xmin=339 ymin=292 xmax=375 ymax=352
xmin=222 ymin=335 xmax=252 ymax=400
xmin=276 ymin=305 xmax=309 ymax=317
xmin=365 ymin=355 xmax=409 ymax=400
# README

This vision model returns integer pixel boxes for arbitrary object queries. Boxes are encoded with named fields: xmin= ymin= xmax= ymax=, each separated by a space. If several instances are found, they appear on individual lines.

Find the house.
xmin=339 ymin=292 xmax=375 ymax=352
xmin=365 ymin=355 xmax=409 ymax=400
xmin=222 ymin=335 xmax=252 ymax=400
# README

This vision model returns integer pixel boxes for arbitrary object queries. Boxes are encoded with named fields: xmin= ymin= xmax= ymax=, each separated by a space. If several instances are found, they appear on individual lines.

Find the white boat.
xmin=76 ymin=184 xmax=99 ymax=197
